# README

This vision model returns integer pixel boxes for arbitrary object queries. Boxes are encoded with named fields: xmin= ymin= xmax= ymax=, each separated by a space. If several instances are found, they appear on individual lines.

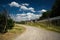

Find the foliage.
xmin=40 ymin=0 xmax=60 ymax=19
xmin=51 ymin=0 xmax=60 ymax=17
xmin=27 ymin=22 xmax=60 ymax=33
xmin=39 ymin=0 xmax=60 ymax=27
xmin=16 ymin=21 xmax=26 ymax=24
xmin=40 ymin=10 xmax=51 ymax=20
xmin=0 ymin=9 xmax=14 ymax=33
xmin=51 ymin=19 xmax=60 ymax=26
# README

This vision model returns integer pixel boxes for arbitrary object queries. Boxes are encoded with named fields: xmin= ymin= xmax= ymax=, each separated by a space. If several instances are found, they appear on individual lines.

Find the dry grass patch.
xmin=0 ymin=24 xmax=26 ymax=40
xmin=27 ymin=22 xmax=60 ymax=33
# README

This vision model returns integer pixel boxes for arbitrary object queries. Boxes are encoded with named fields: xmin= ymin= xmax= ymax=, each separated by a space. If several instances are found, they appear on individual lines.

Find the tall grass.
xmin=0 ymin=24 xmax=26 ymax=40
xmin=27 ymin=21 xmax=60 ymax=33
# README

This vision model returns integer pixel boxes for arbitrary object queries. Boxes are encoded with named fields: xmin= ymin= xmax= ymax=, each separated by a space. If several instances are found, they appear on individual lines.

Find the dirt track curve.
xmin=14 ymin=24 xmax=60 ymax=40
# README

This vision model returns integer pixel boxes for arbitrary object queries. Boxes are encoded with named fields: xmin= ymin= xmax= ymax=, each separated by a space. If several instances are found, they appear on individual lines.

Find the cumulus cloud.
xmin=22 ymin=3 xmax=29 ymax=6
xmin=26 ymin=12 xmax=41 ymax=20
xmin=28 ymin=7 xmax=35 ymax=12
xmin=9 ymin=1 xmax=20 ymax=7
xmin=20 ymin=6 xmax=28 ymax=10
xmin=9 ymin=1 xmax=35 ymax=12
xmin=9 ymin=2 xmax=47 ymax=13
xmin=20 ymin=6 xmax=35 ymax=12
xmin=10 ymin=12 xmax=42 ymax=22
xmin=17 ymin=13 xmax=27 ymax=17
xmin=38 ymin=9 xmax=47 ymax=13
xmin=41 ymin=9 xmax=47 ymax=12
xmin=9 ymin=2 xmax=47 ymax=22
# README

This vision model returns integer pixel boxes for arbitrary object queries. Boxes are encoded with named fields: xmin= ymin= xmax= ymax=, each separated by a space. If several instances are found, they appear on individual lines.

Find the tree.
xmin=51 ymin=0 xmax=60 ymax=17
xmin=40 ymin=10 xmax=51 ymax=20
xmin=0 ymin=9 xmax=14 ymax=33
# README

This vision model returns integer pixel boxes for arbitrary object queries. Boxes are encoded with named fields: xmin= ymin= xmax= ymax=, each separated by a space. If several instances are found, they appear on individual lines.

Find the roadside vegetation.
xmin=0 ymin=9 xmax=25 ymax=40
xmin=0 ymin=9 xmax=14 ymax=33
xmin=39 ymin=0 xmax=60 ymax=33
xmin=27 ymin=21 xmax=60 ymax=33
xmin=0 ymin=24 xmax=25 ymax=40
xmin=26 ymin=0 xmax=60 ymax=33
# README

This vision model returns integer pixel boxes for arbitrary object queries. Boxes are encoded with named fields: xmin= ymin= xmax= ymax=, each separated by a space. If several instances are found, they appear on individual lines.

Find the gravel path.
xmin=14 ymin=24 xmax=60 ymax=40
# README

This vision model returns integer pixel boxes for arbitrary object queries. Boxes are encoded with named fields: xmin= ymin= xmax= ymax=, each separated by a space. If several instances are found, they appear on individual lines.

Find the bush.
xmin=0 ymin=10 xmax=14 ymax=33
xmin=16 ymin=21 xmax=26 ymax=24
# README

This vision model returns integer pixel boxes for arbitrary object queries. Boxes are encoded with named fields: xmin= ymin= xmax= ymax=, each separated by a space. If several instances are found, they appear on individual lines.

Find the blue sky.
xmin=0 ymin=0 xmax=55 ymax=21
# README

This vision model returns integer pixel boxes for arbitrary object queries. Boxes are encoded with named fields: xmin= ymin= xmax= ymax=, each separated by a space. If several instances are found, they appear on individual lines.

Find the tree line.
xmin=40 ymin=0 xmax=60 ymax=19
xmin=39 ymin=0 xmax=60 ymax=26
xmin=0 ymin=9 xmax=14 ymax=33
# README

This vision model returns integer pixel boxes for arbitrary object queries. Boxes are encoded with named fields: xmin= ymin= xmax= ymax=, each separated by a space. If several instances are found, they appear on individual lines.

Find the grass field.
xmin=0 ymin=24 xmax=25 ymax=40
xmin=26 ymin=22 xmax=60 ymax=33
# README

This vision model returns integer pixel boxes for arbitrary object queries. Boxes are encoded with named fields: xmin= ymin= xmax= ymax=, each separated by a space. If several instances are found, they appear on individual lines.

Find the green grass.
xmin=0 ymin=24 xmax=26 ymax=40
xmin=8 ymin=24 xmax=25 ymax=33
xmin=38 ymin=22 xmax=60 ymax=33
xmin=27 ymin=22 xmax=60 ymax=33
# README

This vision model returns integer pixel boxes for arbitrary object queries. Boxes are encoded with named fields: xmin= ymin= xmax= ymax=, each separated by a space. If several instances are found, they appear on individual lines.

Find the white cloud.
xmin=38 ymin=9 xmax=47 ymax=13
xmin=28 ymin=7 xmax=35 ymax=12
xmin=20 ymin=6 xmax=28 ymax=10
xmin=9 ymin=1 xmax=20 ymax=7
xmin=22 ymin=3 xmax=29 ymax=6
xmin=10 ymin=12 xmax=42 ymax=22
xmin=9 ymin=2 xmax=45 ymax=22
xmin=41 ymin=9 xmax=47 ymax=12
xmin=9 ymin=1 xmax=35 ymax=12
xmin=20 ymin=6 xmax=35 ymax=12
xmin=17 ymin=13 xmax=27 ymax=17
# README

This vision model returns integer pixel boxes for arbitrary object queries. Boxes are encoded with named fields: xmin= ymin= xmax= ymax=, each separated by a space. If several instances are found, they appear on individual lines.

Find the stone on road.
xmin=14 ymin=24 xmax=60 ymax=40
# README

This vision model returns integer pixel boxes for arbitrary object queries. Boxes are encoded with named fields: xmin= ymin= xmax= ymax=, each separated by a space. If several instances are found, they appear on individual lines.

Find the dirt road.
xmin=14 ymin=24 xmax=60 ymax=40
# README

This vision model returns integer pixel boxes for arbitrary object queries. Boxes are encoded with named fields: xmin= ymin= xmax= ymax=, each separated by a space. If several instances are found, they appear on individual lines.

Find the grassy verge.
xmin=27 ymin=22 xmax=60 ymax=33
xmin=0 ymin=24 xmax=26 ymax=40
